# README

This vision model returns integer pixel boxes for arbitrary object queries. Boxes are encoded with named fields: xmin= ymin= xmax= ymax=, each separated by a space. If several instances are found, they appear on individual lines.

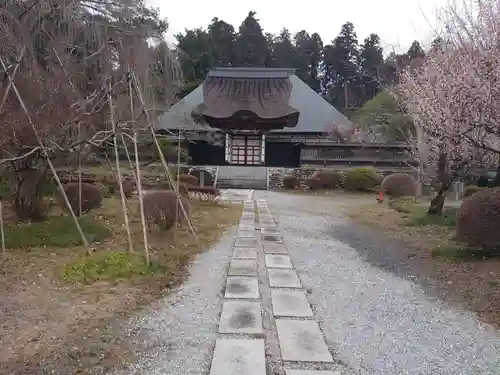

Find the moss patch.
xmin=4 ymin=215 xmax=110 ymax=248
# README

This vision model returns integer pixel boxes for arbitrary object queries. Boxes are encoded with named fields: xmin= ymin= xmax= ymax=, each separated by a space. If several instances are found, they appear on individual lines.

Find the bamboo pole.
xmin=0 ymin=56 xmax=91 ymax=254
xmin=105 ymin=79 xmax=133 ymax=253
xmin=0 ymin=200 xmax=5 ymax=273
xmin=127 ymin=72 xmax=149 ymax=264
xmin=130 ymin=72 xmax=196 ymax=235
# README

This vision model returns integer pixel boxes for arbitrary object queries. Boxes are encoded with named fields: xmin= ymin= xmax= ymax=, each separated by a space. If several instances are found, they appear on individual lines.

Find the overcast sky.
xmin=147 ymin=0 xmax=449 ymax=53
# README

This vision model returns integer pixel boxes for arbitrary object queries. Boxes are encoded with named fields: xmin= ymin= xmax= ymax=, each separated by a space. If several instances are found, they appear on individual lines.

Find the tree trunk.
xmin=428 ymin=183 xmax=450 ymax=215
xmin=11 ymin=168 xmax=48 ymax=222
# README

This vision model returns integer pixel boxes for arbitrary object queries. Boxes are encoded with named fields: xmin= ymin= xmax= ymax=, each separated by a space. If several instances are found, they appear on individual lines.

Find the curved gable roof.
xmin=157 ymin=70 xmax=354 ymax=135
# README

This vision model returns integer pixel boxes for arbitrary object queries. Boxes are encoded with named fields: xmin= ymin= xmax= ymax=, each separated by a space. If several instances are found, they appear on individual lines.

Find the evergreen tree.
xmin=207 ymin=17 xmax=236 ymax=66
xmin=234 ymin=11 xmax=269 ymax=66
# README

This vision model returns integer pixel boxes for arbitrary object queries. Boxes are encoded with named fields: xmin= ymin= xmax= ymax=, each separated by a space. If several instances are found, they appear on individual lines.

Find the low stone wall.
xmin=57 ymin=166 xmax=217 ymax=189
xmin=268 ymin=167 xmax=412 ymax=189
xmin=268 ymin=168 xmax=319 ymax=189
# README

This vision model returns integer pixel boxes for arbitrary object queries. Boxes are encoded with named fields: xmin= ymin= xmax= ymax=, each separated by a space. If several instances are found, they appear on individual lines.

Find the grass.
xmin=405 ymin=207 xmax=458 ymax=227
xmin=61 ymin=251 xmax=161 ymax=284
xmin=432 ymin=244 xmax=500 ymax=262
xmin=4 ymin=215 xmax=111 ymax=248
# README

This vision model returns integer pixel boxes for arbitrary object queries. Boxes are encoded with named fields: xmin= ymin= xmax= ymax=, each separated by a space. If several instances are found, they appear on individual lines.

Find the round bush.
xmin=311 ymin=170 xmax=343 ymax=189
xmin=178 ymin=174 xmax=198 ymax=186
xmin=189 ymin=169 xmax=214 ymax=186
xmin=381 ymin=173 xmax=417 ymax=197
xmin=456 ymin=187 xmax=500 ymax=249
xmin=463 ymin=185 xmax=486 ymax=197
xmin=343 ymin=168 xmax=380 ymax=192
xmin=143 ymin=190 xmax=191 ymax=230
xmin=304 ymin=176 xmax=321 ymax=190
xmin=282 ymin=176 xmax=299 ymax=189
xmin=58 ymin=182 xmax=103 ymax=216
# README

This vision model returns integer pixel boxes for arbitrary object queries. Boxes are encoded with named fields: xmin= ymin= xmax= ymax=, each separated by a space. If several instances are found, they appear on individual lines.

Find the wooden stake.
xmin=130 ymin=72 xmax=196 ymax=235
xmin=105 ymin=79 xmax=133 ymax=253
xmin=0 ymin=200 xmax=5 ymax=272
xmin=127 ymin=71 xmax=149 ymax=264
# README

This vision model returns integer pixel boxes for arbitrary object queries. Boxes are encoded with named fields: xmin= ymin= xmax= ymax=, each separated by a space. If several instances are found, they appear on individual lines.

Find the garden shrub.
xmin=456 ymin=187 xmax=500 ymax=249
xmin=143 ymin=190 xmax=191 ymax=230
xmin=381 ymin=173 xmax=417 ymax=197
xmin=58 ymin=182 xmax=103 ymax=216
xmin=189 ymin=169 xmax=214 ymax=186
xmin=122 ymin=179 xmax=135 ymax=198
xmin=304 ymin=176 xmax=321 ymax=190
xmin=463 ymin=185 xmax=486 ymax=197
xmin=178 ymin=174 xmax=198 ymax=186
xmin=343 ymin=168 xmax=380 ymax=192
xmin=477 ymin=175 xmax=490 ymax=188
xmin=311 ymin=170 xmax=343 ymax=189
xmin=282 ymin=176 xmax=299 ymax=189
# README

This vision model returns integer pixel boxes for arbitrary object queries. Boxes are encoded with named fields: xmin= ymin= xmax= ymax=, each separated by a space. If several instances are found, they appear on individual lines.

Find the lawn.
xmin=0 ymin=195 xmax=241 ymax=374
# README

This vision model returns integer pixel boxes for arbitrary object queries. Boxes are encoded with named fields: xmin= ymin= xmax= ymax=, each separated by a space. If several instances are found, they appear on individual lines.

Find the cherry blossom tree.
xmin=396 ymin=0 xmax=500 ymax=214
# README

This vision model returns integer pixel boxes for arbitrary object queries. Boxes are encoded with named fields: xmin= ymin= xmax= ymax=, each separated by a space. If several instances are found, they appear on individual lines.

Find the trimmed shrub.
xmin=58 ymin=182 xmax=103 ymax=216
xmin=312 ymin=170 xmax=343 ymax=189
xmin=343 ymin=168 xmax=380 ymax=192
xmin=143 ymin=190 xmax=191 ymax=230
xmin=189 ymin=169 xmax=214 ymax=187
xmin=178 ymin=174 xmax=198 ymax=186
xmin=381 ymin=173 xmax=417 ymax=197
xmin=477 ymin=175 xmax=490 ymax=188
xmin=463 ymin=185 xmax=486 ymax=197
xmin=456 ymin=187 xmax=500 ymax=249
xmin=122 ymin=180 xmax=135 ymax=198
xmin=282 ymin=176 xmax=299 ymax=189
xmin=304 ymin=176 xmax=321 ymax=190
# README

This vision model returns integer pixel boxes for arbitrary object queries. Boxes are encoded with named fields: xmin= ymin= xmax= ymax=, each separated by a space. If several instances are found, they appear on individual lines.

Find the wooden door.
xmin=230 ymin=135 xmax=261 ymax=165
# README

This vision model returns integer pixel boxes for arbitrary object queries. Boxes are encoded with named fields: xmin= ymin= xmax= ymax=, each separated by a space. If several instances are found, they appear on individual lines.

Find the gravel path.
xmin=116 ymin=190 xmax=500 ymax=375
xmin=255 ymin=190 xmax=500 ymax=375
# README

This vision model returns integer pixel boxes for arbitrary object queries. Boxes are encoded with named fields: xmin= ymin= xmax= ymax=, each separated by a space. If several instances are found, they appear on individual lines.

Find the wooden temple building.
xmin=158 ymin=67 xmax=413 ymax=170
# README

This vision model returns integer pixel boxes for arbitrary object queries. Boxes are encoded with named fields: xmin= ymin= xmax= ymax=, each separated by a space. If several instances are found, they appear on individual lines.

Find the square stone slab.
xmin=235 ymin=237 xmax=258 ymax=248
xmin=225 ymin=277 xmax=259 ymax=299
xmin=265 ymin=254 xmax=293 ymax=269
xmin=210 ymin=339 xmax=265 ymax=375
xmin=268 ymin=269 xmax=301 ymax=288
xmin=262 ymin=234 xmax=283 ymax=243
xmin=239 ymin=224 xmax=255 ymax=231
xmin=219 ymin=301 xmax=263 ymax=334
xmin=271 ymin=290 xmax=313 ymax=317
xmin=233 ymin=248 xmax=258 ymax=259
xmin=261 ymin=227 xmax=279 ymax=234
xmin=286 ymin=371 xmax=340 ymax=375
xmin=229 ymin=259 xmax=257 ymax=276
xmin=260 ymin=222 xmax=277 ymax=229
xmin=276 ymin=320 xmax=333 ymax=362
xmin=237 ymin=230 xmax=255 ymax=238
xmin=263 ymin=243 xmax=288 ymax=254
xmin=241 ymin=213 xmax=255 ymax=219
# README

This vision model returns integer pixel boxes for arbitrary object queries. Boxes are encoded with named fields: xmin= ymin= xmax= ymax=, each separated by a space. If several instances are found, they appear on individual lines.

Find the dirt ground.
xmin=0 ymin=197 xmax=241 ymax=375
xmin=339 ymin=196 xmax=500 ymax=329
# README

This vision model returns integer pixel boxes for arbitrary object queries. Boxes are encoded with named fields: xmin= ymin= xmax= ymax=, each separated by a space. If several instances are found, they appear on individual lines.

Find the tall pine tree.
xmin=235 ymin=11 xmax=269 ymax=66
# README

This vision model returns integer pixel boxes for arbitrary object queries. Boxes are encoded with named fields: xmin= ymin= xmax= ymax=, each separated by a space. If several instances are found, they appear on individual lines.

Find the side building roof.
xmin=157 ymin=69 xmax=354 ymax=136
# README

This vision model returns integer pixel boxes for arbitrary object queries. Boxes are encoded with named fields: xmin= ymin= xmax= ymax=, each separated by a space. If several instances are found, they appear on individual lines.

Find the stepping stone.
xmin=263 ymin=243 xmax=288 ymax=254
xmin=237 ymin=230 xmax=255 ymax=238
xmin=235 ymin=237 xmax=258 ymax=248
xmin=265 ymin=254 xmax=292 ymax=269
xmin=241 ymin=212 xmax=255 ymax=219
xmin=271 ymin=290 xmax=313 ymax=317
xmin=239 ymin=225 xmax=255 ymax=232
xmin=262 ymin=234 xmax=283 ymax=243
xmin=276 ymin=320 xmax=333 ymax=362
xmin=225 ymin=277 xmax=259 ymax=299
xmin=261 ymin=227 xmax=279 ymax=234
xmin=229 ymin=259 xmax=257 ymax=276
xmin=210 ymin=339 xmax=265 ymax=375
xmin=268 ymin=269 xmax=301 ymax=288
xmin=286 ymin=372 xmax=340 ymax=375
xmin=233 ymin=248 xmax=258 ymax=259
xmin=219 ymin=301 xmax=263 ymax=334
